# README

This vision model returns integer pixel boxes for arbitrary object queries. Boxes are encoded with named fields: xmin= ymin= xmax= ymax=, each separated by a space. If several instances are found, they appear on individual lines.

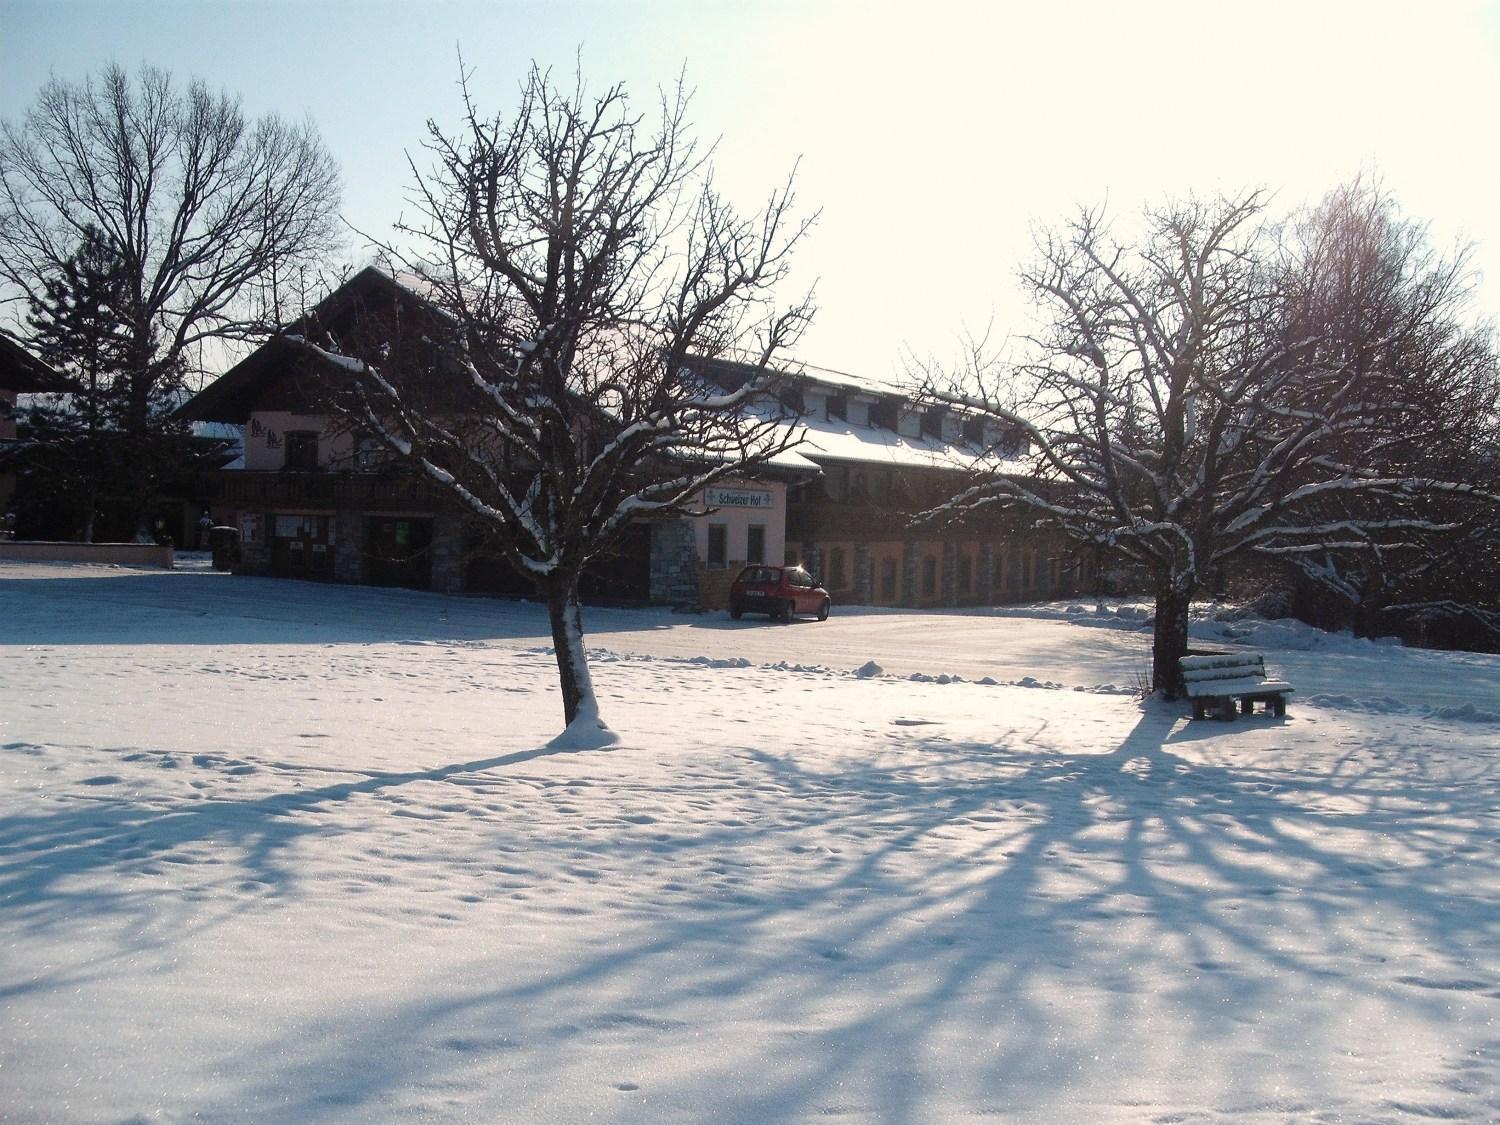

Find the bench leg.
xmin=1240 ymin=697 xmax=1254 ymax=716
xmin=1273 ymin=695 xmax=1286 ymax=718
xmin=1217 ymin=698 xmax=1235 ymax=722
xmin=1192 ymin=700 xmax=1206 ymax=721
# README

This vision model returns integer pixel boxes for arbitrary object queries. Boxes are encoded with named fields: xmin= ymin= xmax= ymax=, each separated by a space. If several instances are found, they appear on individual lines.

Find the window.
xmin=958 ymin=553 xmax=973 ymax=593
xmin=822 ymin=465 xmax=848 ymax=503
xmin=881 ymin=558 xmax=898 ymax=602
xmin=922 ymin=556 xmax=937 ymax=597
xmin=707 ymin=524 xmax=727 ymax=567
xmin=828 ymin=546 xmax=846 ymax=589
xmin=284 ymin=430 xmax=319 ymax=471
xmin=354 ymin=432 xmax=383 ymax=470
xmin=746 ymin=524 xmax=766 ymax=565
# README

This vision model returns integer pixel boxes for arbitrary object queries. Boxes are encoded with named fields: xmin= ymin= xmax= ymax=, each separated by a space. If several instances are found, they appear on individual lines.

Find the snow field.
xmin=2 ymin=563 xmax=1499 ymax=1121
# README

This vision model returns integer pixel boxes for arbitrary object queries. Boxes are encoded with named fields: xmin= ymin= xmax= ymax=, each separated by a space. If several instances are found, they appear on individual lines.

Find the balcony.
xmin=786 ymin=499 xmax=1028 ymax=541
xmin=786 ymin=501 xmax=916 ymax=540
xmin=201 ymin=470 xmax=441 ymax=511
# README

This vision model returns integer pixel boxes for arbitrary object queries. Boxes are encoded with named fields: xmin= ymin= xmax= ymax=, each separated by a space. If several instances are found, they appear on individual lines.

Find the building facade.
xmin=0 ymin=333 xmax=62 ymax=528
xmin=181 ymin=269 xmax=1093 ymax=609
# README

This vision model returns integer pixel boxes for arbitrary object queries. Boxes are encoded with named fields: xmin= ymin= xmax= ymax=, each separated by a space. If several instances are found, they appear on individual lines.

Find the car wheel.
xmin=730 ymin=607 xmax=742 ymax=620
xmin=780 ymin=599 xmax=795 ymax=622
xmin=817 ymin=597 xmax=830 ymax=622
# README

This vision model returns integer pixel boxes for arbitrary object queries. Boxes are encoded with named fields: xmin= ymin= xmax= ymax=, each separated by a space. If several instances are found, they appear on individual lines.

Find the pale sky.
xmin=3 ymin=0 xmax=1498 ymax=382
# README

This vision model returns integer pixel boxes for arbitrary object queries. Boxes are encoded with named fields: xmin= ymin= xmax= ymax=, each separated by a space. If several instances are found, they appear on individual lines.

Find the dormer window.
xmin=986 ymin=422 xmax=1029 ymax=458
xmin=864 ymin=396 xmax=894 ymax=432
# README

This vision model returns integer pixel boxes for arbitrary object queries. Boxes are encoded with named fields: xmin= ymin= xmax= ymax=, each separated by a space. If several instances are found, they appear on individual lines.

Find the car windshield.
xmin=738 ymin=567 xmax=781 ymax=584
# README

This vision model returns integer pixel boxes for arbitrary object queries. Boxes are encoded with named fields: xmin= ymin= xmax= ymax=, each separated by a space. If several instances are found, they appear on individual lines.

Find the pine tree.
xmin=18 ymin=228 xmax=135 ymax=540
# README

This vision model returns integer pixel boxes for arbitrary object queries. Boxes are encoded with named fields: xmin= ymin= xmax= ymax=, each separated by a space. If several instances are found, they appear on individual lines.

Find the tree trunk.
xmin=544 ymin=569 xmax=599 ymax=729
xmin=1152 ymin=579 xmax=1195 ymax=699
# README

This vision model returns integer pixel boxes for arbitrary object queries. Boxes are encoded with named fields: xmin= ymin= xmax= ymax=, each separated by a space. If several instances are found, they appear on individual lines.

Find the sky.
xmin=2 ymin=0 xmax=1499 ymax=382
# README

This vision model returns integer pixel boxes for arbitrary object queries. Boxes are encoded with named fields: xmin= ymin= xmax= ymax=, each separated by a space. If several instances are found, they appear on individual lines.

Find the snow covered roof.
xmin=178 ymin=271 xmax=1027 ymax=480
xmin=797 ymin=412 xmax=983 ymax=472
xmin=758 ymin=411 xmax=1026 ymax=476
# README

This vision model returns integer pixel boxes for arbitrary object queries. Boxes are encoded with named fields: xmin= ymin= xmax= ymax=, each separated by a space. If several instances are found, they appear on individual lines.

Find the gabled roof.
xmin=0 ymin=332 xmax=63 ymax=393
xmin=177 ymin=266 xmax=427 ymax=423
xmin=178 ymin=269 xmax=1026 ymax=476
xmin=689 ymin=353 xmax=910 ymax=401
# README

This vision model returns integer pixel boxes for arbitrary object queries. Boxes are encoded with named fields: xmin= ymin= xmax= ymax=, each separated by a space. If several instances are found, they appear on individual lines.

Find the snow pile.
xmin=1306 ymin=693 xmax=1500 ymax=725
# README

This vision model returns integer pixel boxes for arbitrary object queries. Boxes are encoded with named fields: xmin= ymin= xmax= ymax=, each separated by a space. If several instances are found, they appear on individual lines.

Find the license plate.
xmin=745 ymin=590 xmax=764 ymax=597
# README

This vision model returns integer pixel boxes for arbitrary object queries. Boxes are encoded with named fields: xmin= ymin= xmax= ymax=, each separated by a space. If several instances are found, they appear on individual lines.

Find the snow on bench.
xmin=1180 ymin=651 xmax=1293 ymax=720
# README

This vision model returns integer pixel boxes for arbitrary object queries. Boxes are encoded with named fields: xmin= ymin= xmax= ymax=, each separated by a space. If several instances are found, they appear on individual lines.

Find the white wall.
xmin=244 ymin=412 xmax=348 ymax=470
xmin=692 ymin=478 xmax=787 ymax=567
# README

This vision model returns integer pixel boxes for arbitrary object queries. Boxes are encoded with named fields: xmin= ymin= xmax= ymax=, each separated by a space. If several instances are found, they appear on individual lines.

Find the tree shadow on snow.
xmin=0 ymin=739 xmax=609 ymax=1000
xmin=190 ymin=703 xmax=1500 ymax=1120
xmin=0 ymin=572 xmax=564 ymax=647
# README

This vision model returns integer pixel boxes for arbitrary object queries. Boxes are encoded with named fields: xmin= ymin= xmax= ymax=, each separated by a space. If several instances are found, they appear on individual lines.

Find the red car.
xmin=729 ymin=565 xmax=831 ymax=622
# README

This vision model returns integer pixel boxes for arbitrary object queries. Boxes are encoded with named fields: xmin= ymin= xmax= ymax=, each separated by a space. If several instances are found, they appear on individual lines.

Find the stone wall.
xmin=429 ymin=511 xmax=465 ymax=593
xmin=0 ymin=541 xmax=174 ymax=569
xmin=649 ymin=519 xmax=700 ymax=607
xmin=334 ymin=509 xmax=364 ymax=583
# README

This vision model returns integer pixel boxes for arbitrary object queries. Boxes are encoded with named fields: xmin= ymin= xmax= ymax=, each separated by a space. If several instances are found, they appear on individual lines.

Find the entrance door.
xmin=269 ymin=514 xmax=334 ymax=578
xmin=579 ymin=523 xmax=651 ymax=603
xmin=366 ymin=517 xmax=433 ymax=588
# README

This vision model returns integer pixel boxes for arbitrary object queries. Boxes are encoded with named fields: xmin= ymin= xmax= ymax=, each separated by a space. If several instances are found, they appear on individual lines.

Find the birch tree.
xmin=921 ymin=191 xmax=1499 ymax=696
xmin=299 ymin=65 xmax=814 ymax=742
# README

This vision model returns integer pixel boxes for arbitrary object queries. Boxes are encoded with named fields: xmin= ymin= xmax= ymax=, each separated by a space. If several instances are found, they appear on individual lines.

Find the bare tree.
xmin=1275 ymin=181 xmax=1500 ymax=640
xmin=919 ymin=191 xmax=1499 ymax=697
xmin=0 ymin=63 xmax=341 ymax=532
xmin=297 ymin=64 xmax=814 ymax=742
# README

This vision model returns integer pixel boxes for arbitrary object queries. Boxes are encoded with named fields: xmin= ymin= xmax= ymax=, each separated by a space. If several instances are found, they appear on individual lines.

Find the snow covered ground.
xmin=3 ymin=561 xmax=1499 ymax=1122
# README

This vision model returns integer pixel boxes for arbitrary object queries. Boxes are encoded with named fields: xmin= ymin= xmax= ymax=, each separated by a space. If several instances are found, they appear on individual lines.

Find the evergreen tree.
xmin=15 ymin=228 xmax=199 ymax=542
xmin=15 ymin=229 xmax=133 ymax=540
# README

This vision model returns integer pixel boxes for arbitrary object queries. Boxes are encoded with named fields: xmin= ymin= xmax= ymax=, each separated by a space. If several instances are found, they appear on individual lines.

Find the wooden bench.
xmin=1180 ymin=652 xmax=1293 ymax=720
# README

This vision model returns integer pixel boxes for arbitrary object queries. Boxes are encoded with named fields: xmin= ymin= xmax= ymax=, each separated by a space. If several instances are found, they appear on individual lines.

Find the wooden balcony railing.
xmin=785 ymin=501 xmax=1018 ymax=540
xmin=201 ymin=470 xmax=441 ymax=510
